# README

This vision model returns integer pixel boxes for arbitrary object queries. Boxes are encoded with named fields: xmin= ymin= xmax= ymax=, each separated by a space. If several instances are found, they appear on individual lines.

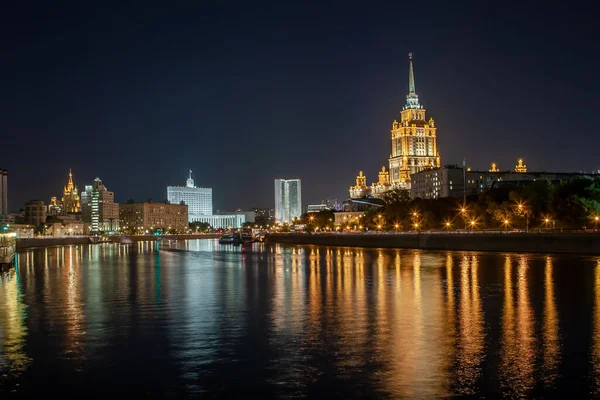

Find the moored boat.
xmin=0 ymin=233 xmax=16 ymax=267
xmin=219 ymin=233 xmax=242 ymax=245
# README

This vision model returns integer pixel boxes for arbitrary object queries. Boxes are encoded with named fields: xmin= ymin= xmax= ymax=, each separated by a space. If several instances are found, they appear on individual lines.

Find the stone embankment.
xmin=16 ymin=234 xmax=219 ymax=250
xmin=265 ymin=232 xmax=600 ymax=255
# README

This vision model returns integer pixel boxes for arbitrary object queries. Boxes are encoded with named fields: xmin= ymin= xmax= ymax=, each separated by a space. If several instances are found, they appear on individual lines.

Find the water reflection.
xmin=592 ymin=260 xmax=600 ymax=396
xmin=500 ymin=255 xmax=536 ymax=397
xmin=0 ymin=241 xmax=599 ymax=396
xmin=542 ymin=256 xmax=560 ymax=388
xmin=0 ymin=263 xmax=30 ymax=385
xmin=456 ymin=255 xmax=484 ymax=394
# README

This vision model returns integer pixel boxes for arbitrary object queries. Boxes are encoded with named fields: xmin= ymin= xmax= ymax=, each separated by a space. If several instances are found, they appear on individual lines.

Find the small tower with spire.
xmin=186 ymin=170 xmax=195 ymax=188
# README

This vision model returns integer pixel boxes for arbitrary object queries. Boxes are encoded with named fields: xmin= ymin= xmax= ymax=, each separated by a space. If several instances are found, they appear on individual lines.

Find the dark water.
xmin=1 ymin=240 xmax=599 ymax=398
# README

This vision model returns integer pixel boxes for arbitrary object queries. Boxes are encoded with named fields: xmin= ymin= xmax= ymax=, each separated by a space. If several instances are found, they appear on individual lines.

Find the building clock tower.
xmin=388 ymin=53 xmax=440 ymax=187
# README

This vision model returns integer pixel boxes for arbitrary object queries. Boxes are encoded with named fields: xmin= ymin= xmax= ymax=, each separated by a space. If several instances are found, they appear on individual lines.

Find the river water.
xmin=0 ymin=239 xmax=598 ymax=398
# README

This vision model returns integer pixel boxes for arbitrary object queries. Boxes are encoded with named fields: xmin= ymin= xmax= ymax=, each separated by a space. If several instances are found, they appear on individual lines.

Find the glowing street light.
xmin=394 ymin=223 xmax=399 ymax=233
xmin=445 ymin=221 xmax=452 ymax=229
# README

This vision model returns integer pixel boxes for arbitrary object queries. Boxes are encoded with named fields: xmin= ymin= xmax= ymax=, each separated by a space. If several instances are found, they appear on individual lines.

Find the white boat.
xmin=0 ymin=233 xmax=16 ymax=267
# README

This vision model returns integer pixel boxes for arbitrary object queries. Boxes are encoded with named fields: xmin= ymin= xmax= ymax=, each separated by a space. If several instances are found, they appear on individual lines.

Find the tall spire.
xmin=66 ymin=169 xmax=74 ymax=191
xmin=403 ymin=52 xmax=422 ymax=110
xmin=408 ymin=53 xmax=415 ymax=95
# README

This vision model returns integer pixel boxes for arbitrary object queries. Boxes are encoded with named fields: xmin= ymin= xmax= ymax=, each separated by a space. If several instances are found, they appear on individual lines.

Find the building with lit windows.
xmin=274 ymin=178 xmax=302 ymax=223
xmin=24 ymin=200 xmax=46 ymax=227
xmin=167 ymin=170 xmax=212 ymax=222
xmin=167 ymin=170 xmax=246 ymax=229
xmin=81 ymin=178 xmax=119 ymax=233
xmin=410 ymin=161 xmax=592 ymax=199
xmin=61 ymin=169 xmax=81 ymax=212
xmin=0 ymin=169 xmax=7 ymax=216
xmin=119 ymin=202 xmax=188 ymax=233
xmin=48 ymin=170 xmax=81 ymax=215
xmin=191 ymin=214 xmax=246 ymax=230
xmin=350 ymin=53 xmax=440 ymax=198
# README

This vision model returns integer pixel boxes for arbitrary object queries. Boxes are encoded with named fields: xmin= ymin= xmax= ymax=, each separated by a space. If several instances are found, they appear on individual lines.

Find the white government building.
xmin=274 ymin=178 xmax=302 ymax=223
xmin=167 ymin=171 xmax=246 ymax=229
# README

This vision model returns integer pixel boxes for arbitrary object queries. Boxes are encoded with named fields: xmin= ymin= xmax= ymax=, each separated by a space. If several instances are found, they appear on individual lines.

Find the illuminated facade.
xmin=62 ymin=169 xmax=81 ymax=213
xmin=350 ymin=54 xmax=440 ymax=198
xmin=81 ymin=178 xmax=119 ymax=234
xmin=515 ymin=159 xmax=527 ymax=173
xmin=489 ymin=163 xmax=500 ymax=173
xmin=274 ymin=178 xmax=302 ymax=223
xmin=119 ymin=202 xmax=188 ymax=232
xmin=389 ymin=53 xmax=440 ymax=186
xmin=167 ymin=170 xmax=212 ymax=222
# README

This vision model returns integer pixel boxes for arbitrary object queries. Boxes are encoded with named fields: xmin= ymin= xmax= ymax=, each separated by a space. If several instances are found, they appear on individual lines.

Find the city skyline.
xmin=1 ymin=3 xmax=598 ymax=210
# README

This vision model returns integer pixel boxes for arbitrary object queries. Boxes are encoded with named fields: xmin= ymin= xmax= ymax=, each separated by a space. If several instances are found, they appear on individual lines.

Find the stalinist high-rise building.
xmin=388 ymin=53 xmax=440 ymax=186
xmin=350 ymin=53 xmax=440 ymax=198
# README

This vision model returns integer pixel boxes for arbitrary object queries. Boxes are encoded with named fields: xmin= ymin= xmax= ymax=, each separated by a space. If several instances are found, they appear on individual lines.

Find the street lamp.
xmin=470 ymin=220 xmax=476 ymax=230
xmin=445 ymin=221 xmax=452 ymax=230
xmin=394 ymin=223 xmax=399 ymax=233
xmin=460 ymin=207 xmax=467 ymax=229
xmin=503 ymin=219 xmax=510 ymax=231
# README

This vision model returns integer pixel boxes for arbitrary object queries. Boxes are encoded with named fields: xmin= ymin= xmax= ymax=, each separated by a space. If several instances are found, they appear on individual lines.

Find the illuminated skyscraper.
xmin=350 ymin=54 xmax=440 ymax=198
xmin=61 ymin=169 xmax=81 ymax=213
xmin=274 ymin=179 xmax=302 ymax=223
xmin=388 ymin=53 xmax=440 ymax=186
xmin=81 ymin=178 xmax=119 ymax=234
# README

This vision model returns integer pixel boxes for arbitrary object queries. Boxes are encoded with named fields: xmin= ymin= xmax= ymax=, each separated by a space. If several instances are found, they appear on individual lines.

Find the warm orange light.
xmin=470 ymin=220 xmax=476 ymax=226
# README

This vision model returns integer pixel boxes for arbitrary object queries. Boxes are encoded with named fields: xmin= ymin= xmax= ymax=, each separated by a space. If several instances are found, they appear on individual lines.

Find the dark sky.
xmin=1 ymin=2 xmax=598 ymax=212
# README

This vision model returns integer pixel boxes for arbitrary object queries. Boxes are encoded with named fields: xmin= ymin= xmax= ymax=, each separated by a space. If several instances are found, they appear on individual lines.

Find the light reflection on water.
xmin=0 ymin=239 xmax=598 ymax=397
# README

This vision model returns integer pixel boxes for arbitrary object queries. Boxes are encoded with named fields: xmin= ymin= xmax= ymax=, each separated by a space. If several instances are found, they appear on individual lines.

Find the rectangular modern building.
xmin=0 ymin=169 xmax=7 ymax=215
xmin=119 ymin=202 xmax=188 ymax=232
xmin=410 ymin=165 xmax=593 ymax=199
xmin=274 ymin=178 xmax=302 ymax=223
xmin=24 ymin=200 xmax=46 ymax=227
xmin=81 ymin=178 xmax=119 ymax=233
xmin=191 ymin=214 xmax=246 ymax=230
xmin=167 ymin=171 xmax=212 ymax=222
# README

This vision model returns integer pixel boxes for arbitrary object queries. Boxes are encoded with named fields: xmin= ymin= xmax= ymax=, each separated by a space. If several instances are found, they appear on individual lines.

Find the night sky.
xmin=1 ymin=3 xmax=598 ymax=212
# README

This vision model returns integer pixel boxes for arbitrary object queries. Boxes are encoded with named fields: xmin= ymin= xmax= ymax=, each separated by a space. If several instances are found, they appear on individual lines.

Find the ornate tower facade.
xmin=62 ymin=169 xmax=81 ymax=213
xmin=388 ymin=54 xmax=440 ymax=188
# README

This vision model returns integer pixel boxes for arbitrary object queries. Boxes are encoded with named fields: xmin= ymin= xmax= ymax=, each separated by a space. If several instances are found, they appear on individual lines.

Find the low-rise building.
xmin=334 ymin=211 xmax=365 ymax=226
xmin=307 ymin=204 xmax=330 ymax=213
xmin=192 ymin=214 xmax=246 ymax=230
xmin=410 ymin=164 xmax=594 ymax=199
xmin=119 ymin=202 xmax=188 ymax=233
xmin=45 ymin=222 xmax=85 ymax=237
